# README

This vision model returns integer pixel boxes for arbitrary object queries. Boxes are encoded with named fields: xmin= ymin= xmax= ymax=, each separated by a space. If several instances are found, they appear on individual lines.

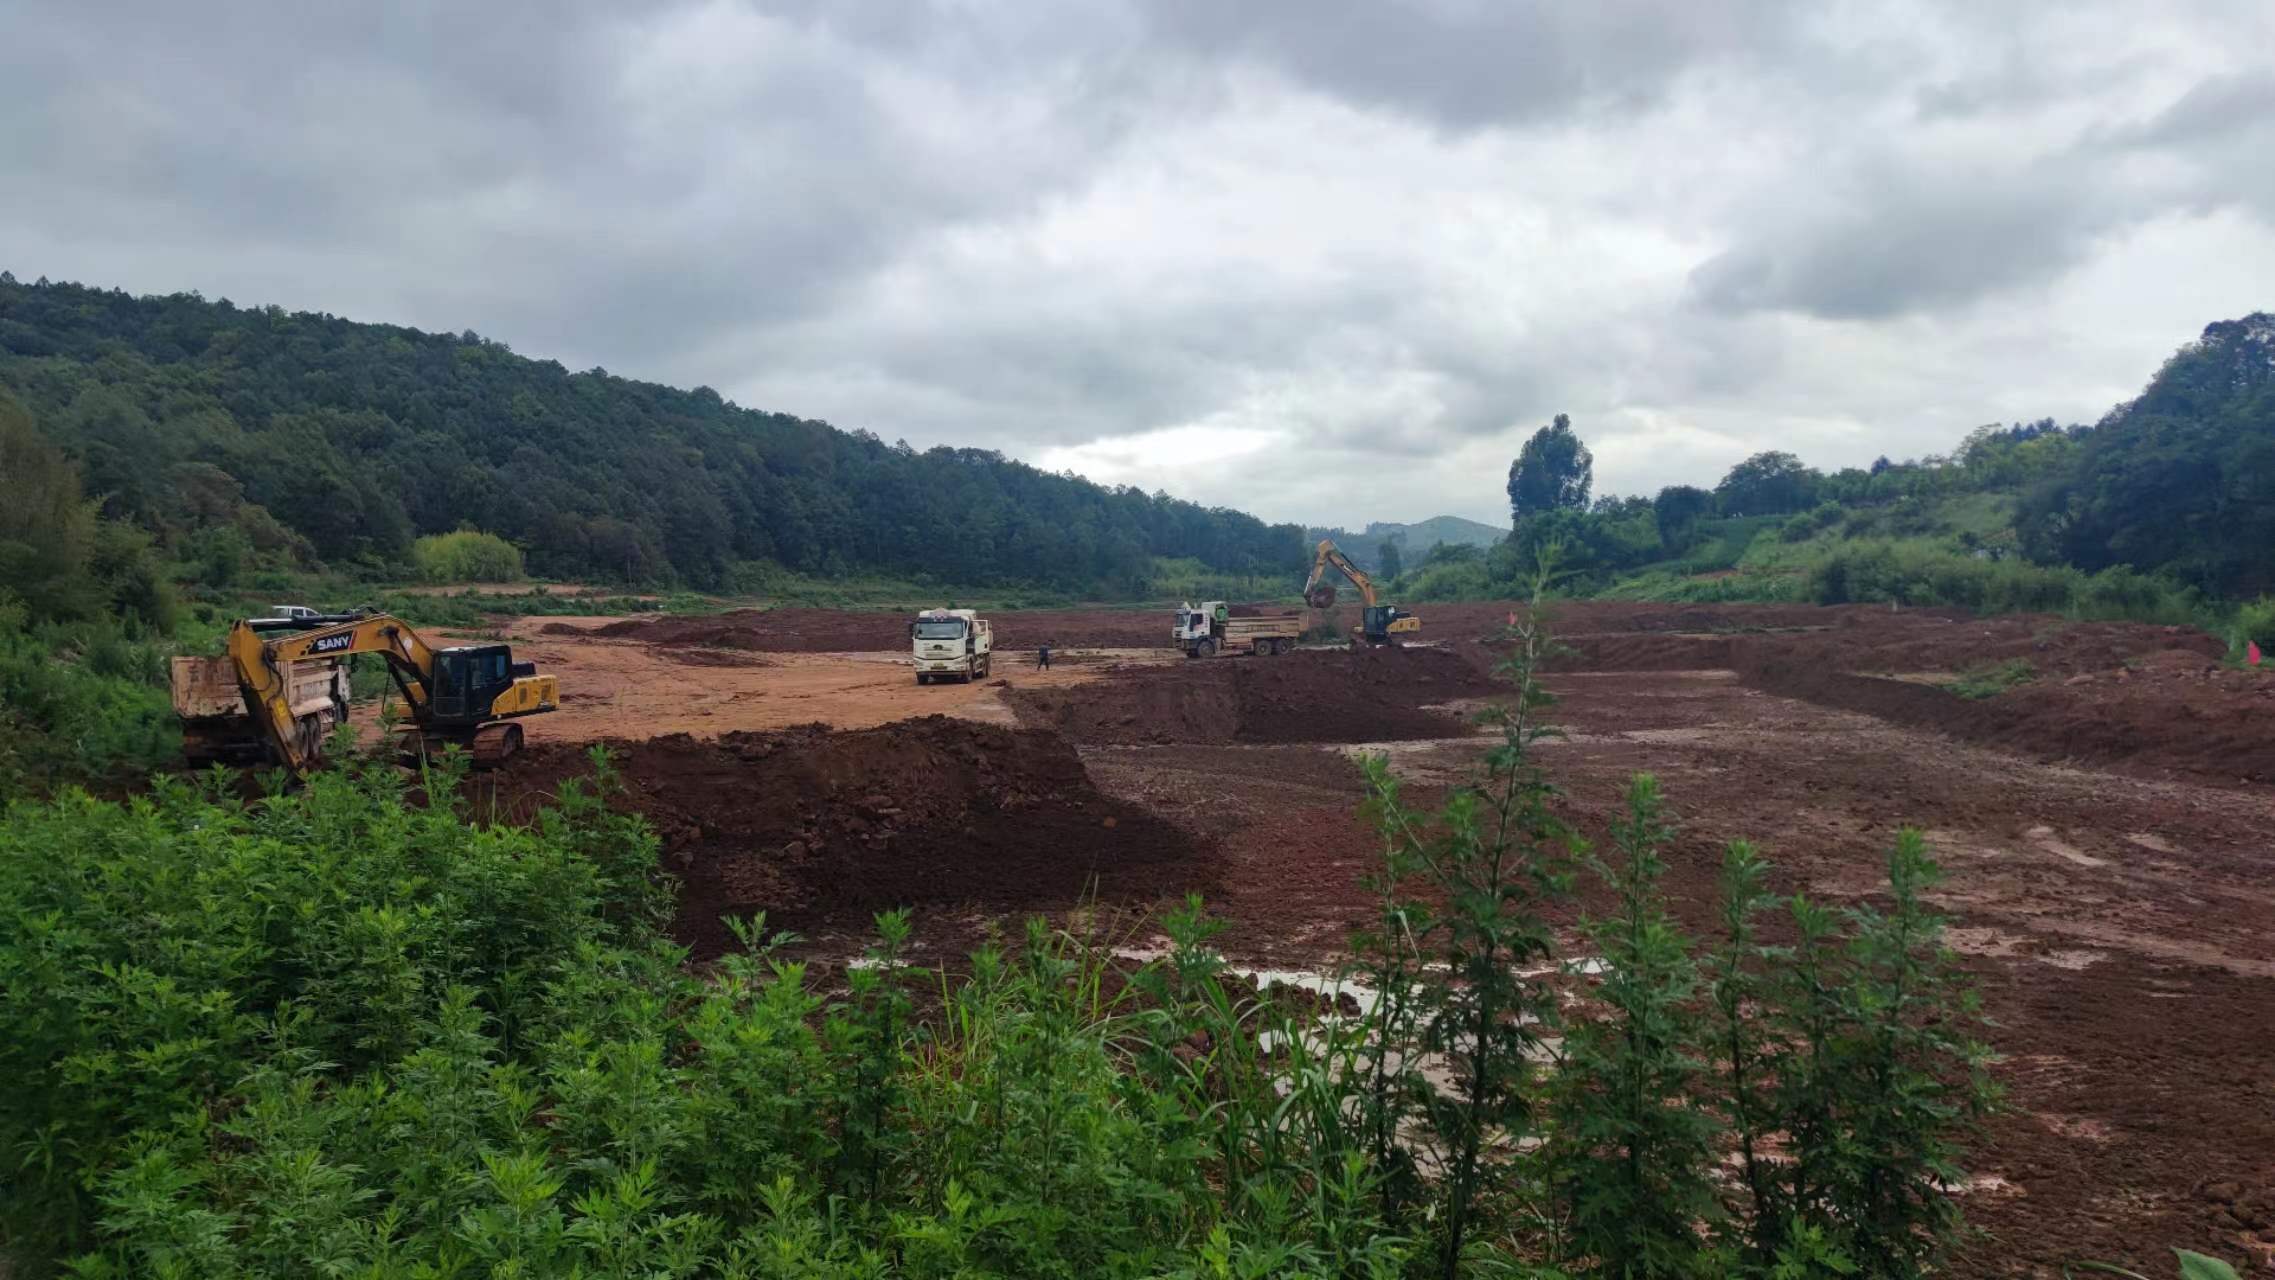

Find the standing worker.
xmin=1037 ymin=642 xmax=1052 ymax=670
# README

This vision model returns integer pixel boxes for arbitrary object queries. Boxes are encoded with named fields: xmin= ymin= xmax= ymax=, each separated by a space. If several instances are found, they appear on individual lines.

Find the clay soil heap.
xmin=493 ymin=716 xmax=1216 ymax=957
xmin=1009 ymin=645 xmax=1499 ymax=746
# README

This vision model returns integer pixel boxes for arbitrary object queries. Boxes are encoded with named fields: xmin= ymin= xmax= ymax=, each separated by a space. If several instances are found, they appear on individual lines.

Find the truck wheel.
xmin=1198 ymin=638 xmax=1216 ymax=659
xmin=917 ymin=673 xmax=930 ymax=686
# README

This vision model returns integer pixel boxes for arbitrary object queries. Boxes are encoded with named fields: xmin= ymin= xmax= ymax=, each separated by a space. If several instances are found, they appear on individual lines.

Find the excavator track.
xmin=395 ymin=723 xmax=523 ymax=770
xmin=469 ymin=722 xmax=524 ymax=768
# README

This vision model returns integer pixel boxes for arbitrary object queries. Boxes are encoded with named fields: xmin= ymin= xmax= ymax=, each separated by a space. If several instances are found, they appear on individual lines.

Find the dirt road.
xmin=487 ymin=615 xmax=1142 ymax=739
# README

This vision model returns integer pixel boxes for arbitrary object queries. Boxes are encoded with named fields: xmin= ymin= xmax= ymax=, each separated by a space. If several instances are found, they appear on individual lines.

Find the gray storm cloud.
xmin=3 ymin=0 xmax=2271 ymax=527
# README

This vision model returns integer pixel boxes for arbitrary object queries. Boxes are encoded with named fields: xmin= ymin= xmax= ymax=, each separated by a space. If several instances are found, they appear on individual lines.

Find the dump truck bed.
xmin=170 ymin=656 xmax=244 ymax=719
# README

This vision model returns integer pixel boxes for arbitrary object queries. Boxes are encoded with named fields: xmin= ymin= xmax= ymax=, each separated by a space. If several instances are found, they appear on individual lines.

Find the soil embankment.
xmin=491 ymin=716 xmax=1216 ymax=957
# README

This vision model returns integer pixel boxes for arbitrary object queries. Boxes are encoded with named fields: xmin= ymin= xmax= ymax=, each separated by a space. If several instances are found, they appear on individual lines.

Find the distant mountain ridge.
xmin=1306 ymin=514 xmax=1505 ymax=571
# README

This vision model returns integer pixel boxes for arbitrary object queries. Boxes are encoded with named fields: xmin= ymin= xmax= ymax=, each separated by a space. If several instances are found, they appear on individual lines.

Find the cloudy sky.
xmin=6 ymin=2 xmax=2272 ymax=528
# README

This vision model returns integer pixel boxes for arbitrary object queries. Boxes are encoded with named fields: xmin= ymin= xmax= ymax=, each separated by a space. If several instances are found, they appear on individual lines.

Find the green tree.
xmin=1506 ymin=414 xmax=1593 ymax=523
xmin=1376 ymin=535 xmax=1404 ymax=581
xmin=1715 ymin=451 xmax=1820 ymax=516
xmin=0 ymin=392 xmax=101 ymax=621
xmin=1651 ymin=484 xmax=1713 ymax=553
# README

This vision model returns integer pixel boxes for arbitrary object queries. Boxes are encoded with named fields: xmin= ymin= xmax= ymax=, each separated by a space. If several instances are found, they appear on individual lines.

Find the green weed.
xmin=1945 ymin=658 xmax=2037 ymax=699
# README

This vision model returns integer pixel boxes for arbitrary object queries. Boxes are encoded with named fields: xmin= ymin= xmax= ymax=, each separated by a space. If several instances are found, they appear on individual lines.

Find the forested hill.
xmin=0 ymin=275 xmax=1306 ymax=591
xmin=2017 ymin=313 xmax=2275 ymax=597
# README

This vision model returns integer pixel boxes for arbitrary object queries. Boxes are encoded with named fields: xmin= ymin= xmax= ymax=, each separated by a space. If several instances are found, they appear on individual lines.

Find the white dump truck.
xmin=911 ymin=608 xmax=993 ymax=684
xmin=1172 ymin=601 xmax=1303 ymax=658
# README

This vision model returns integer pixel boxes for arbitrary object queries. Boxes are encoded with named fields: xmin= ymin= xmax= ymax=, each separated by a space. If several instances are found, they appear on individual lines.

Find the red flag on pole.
xmin=2250 ymin=640 xmax=2263 ymax=667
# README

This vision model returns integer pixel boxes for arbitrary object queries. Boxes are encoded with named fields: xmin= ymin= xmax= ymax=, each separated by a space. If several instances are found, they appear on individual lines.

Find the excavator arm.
xmin=1301 ymin=538 xmax=1421 ymax=645
xmin=1303 ymin=539 xmax=1377 ymax=609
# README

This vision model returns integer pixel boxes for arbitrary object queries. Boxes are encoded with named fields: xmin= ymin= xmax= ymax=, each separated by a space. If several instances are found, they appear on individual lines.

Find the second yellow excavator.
xmin=173 ymin=609 xmax=557 ymax=773
xmin=1303 ymin=539 xmax=1422 ymax=645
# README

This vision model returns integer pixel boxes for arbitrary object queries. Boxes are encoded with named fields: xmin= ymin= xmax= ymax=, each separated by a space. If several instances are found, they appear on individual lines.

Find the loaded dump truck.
xmin=173 ymin=651 xmax=351 ymax=766
xmin=1173 ymin=601 xmax=1302 ymax=658
xmin=912 ymin=608 xmax=992 ymax=684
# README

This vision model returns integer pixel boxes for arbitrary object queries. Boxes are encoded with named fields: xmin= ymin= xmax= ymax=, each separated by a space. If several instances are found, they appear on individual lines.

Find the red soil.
xmin=1008 ymin=646 xmax=1498 ymax=746
xmin=489 ymin=716 xmax=1218 ymax=957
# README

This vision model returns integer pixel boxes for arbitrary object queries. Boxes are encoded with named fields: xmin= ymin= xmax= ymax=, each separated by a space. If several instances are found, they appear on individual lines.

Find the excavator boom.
xmin=1303 ymin=539 xmax=1378 ymax=609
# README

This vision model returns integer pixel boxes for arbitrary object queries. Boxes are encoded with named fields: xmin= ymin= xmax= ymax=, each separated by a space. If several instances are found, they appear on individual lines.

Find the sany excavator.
xmin=1302 ymin=539 xmax=1421 ymax=646
xmin=171 ymin=609 xmax=557 ymax=772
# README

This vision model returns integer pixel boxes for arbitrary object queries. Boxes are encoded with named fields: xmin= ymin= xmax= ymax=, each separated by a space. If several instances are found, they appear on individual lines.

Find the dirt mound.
xmin=491 ymin=717 xmax=1217 ymax=956
xmin=1012 ymin=646 xmax=1498 ymax=746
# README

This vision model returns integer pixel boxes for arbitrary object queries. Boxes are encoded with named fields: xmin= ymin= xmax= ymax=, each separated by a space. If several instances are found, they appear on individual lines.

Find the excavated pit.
xmin=1007 ymin=645 xmax=1501 ymax=746
xmin=491 ymin=716 xmax=1218 ymax=957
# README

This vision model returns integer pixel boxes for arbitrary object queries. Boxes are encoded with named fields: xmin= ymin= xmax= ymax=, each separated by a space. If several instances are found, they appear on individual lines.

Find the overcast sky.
xmin=5 ymin=2 xmax=2272 ymax=528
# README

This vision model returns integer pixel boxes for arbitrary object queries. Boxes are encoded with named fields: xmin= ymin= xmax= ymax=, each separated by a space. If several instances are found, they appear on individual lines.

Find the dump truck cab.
xmin=912 ymin=608 xmax=992 ymax=684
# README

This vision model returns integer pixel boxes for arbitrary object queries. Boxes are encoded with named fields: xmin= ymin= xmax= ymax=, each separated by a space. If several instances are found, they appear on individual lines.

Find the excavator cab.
xmin=431 ymin=644 xmax=517 ymax=725
xmin=1361 ymin=604 xmax=1421 ymax=645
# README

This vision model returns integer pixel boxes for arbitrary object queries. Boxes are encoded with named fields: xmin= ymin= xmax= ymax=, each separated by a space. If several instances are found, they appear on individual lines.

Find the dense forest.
xmin=0 ymin=275 xmax=1308 ymax=592
xmin=1403 ymin=315 xmax=2275 ymax=623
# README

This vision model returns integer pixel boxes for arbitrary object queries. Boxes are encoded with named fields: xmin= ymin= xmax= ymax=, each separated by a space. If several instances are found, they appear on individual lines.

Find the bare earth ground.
xmin=468 ymin=616 xmax=1157 ymax=737
xmin=471 ymin=600 xmax=2275 ymax=1277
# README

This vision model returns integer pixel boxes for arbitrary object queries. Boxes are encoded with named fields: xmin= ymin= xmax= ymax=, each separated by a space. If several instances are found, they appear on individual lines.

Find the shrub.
xmin=410 ymin=528 xmax=526 ymax=584
xmin=0 ymin=603 xmax=178 ymax=797
xmin=2229 ymin=595 xmax=2275 ymax=662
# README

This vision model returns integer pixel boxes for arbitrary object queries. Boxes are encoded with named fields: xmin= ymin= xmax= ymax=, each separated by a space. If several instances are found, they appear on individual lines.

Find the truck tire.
xmin=917 ymin=673 xmax=930 ymax=686
xmin=1198 ymin=638 xmax=1216 ymax=659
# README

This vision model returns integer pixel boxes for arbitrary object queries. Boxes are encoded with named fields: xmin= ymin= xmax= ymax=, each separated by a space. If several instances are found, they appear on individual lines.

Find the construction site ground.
xmin=468 ymin=600 xmax=2275 ymax=1277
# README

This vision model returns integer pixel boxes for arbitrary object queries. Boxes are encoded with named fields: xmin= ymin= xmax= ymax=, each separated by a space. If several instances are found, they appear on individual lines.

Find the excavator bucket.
xmin=1305 ymin=584 xmax=1338 ymax=609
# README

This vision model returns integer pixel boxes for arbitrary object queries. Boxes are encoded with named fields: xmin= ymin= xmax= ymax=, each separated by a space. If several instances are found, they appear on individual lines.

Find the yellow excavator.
xmin=172 ymin=610 xmax=557 ymax=773
xmin=1303 ymin=539 xmax=1422 ymax=645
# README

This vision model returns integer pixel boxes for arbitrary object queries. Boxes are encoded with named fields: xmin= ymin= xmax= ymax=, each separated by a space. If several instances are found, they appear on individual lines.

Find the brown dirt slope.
xmin=1527 ymin=604 xmax=2268 ymax=784
xmin=491 ymin=716 xmax=1217 ymax=956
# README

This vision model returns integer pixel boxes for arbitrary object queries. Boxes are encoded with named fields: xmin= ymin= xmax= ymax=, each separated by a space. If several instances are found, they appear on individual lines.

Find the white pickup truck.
xmin=911 ymin=609 xmax=993 ymax=684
